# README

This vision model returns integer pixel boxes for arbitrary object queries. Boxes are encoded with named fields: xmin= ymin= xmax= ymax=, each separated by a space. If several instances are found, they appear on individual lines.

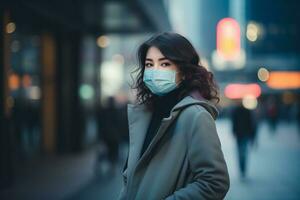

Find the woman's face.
xmin=145 ymin=46 xmax=183 ymax=84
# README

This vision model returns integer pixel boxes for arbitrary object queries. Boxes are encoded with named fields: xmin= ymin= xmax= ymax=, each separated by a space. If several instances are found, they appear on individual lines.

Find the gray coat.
xmin=118 ymin=95 xmax=230 ymax=200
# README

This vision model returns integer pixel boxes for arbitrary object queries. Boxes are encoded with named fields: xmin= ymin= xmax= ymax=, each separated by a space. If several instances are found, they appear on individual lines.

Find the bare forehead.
xmin=146 ymin=46 xmax=165 ymax=60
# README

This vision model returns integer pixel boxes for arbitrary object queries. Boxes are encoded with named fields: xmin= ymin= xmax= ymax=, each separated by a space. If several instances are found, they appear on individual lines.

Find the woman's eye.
xmin=161 ymin=62 xmax=171 ymax=67
xmin=145 ymin=63 xmax=153 ymax=67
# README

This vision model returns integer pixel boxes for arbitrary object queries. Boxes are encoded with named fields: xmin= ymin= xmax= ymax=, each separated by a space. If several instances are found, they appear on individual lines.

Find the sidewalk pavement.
xmin=221 ymin=120 xmax=300 ymax=200
xmin=0 ymin=147 xmax=97 ymax=200
xmin=68 ymin=120 xmax=300 ymax=200
xmin=1 ymin=119 xmax=299 ymax=200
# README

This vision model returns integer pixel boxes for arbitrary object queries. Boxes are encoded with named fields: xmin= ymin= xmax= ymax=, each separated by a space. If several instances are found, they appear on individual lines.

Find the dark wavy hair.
xmin=132 ymin=32 xmax=219 ymax=108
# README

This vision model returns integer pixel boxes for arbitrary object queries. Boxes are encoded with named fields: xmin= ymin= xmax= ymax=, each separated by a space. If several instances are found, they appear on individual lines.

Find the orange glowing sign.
xmin=217 ymin=18 xmax=241 ymax=60
xmin=224 ymin=83 xmax=261 ymax=99
xmin=267 ymin=71 xmax=300 ymax=89
xmin=9 ymin=74 xmax=20 ymax=90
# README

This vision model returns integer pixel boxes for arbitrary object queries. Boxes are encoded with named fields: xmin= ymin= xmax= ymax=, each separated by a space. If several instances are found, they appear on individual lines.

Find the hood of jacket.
xmin=170 ymin=90 xmax=218 ymax=120
xmin=128 ymin=90 xmax=219 ymax=121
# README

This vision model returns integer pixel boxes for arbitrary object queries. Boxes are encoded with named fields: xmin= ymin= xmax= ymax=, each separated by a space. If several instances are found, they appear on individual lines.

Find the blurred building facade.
xmin=169 ymin=0 xmax=300 ymax=117
xmin=0 ymin=0 xmax=171 ymax=188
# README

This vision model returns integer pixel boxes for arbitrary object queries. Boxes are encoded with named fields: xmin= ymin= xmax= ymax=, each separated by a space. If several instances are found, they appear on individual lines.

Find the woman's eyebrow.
xmin=158 ymin=57 xmax=168 ymax=61
xmin=145 ymin=57 xmax=168 ymax=62
xmin=145 ymin=58 xmax=153 ymax=62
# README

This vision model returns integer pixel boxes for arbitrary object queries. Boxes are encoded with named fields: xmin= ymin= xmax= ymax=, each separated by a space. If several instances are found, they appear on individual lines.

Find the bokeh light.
xmin=267 ymin=71 xmax=300 ymax=89
xmin=9 ymin=73 xmax=20 ymax=90
xmin=6 ymin=22 xmax=16 ymax=34
xmin=242 ymin=95 xmax=258 ymax=110
xmin=257 ymin=67 xmax=270 ymax=82
xmin=79 ymin=84 xmax=95 ymax=100
xmin=224 ymin=83 xmax=261 ymax=99
xmin=247 ymin=22 xmax=260 ymax=42
xmin=97 ymin=35 xmax=110 ymax=48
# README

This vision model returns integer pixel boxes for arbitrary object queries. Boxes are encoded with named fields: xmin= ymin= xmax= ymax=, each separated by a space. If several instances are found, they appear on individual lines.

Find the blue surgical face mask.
xmin=143 ymin=69 xmax=178 ymax=96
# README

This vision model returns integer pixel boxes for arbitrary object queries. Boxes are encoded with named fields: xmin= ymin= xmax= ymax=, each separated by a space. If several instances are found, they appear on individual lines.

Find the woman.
xmin=119 ymin=32 xmax=230 ymax=200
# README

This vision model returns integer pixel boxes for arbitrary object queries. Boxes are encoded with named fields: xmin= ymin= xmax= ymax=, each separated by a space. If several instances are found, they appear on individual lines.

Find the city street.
xmin=67 ymin=119 xmax=300 ymax=200
xmin=2 ymin=1 xmax=300 ymax=200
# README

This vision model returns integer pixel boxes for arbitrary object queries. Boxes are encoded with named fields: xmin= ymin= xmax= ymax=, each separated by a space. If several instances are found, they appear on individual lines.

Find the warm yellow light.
xmin=97 ymin=36 xmax=110 ymax=48
xmin=247 ymin=23 xmax=259 ymax=42
xmin=242 ymin=95 xmax=258 ymax=110
xmin=217 ymin=18 xmax=241 ymax=60
xmin=258 ymin=67 xmax=270 ymax=82
xmin=267 ymin=71 xmax=300 ymax=89
xmin=28 ymin=86 xmax=41 ymax=100
xmin=6 ymin=22 xmax=16 ymax=34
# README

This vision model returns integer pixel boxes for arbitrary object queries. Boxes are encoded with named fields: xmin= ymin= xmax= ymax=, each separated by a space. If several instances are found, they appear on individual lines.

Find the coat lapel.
xmin=127 ymin=104 xmax=152 ymax=170
xmin=127 ymin=103 xmax=181 ymax=172
xmin=134 ymin=109 xmax=181 ymax=171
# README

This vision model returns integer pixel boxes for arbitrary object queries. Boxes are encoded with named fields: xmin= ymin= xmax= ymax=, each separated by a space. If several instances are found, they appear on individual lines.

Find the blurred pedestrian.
xmin=114 ymin=93 xmax=130 ymax=145
xmin=114 ymin=95 xmax=129 ymax=162
xmin=266 ymin=97 xmax=279 ymax=133
xmin=231 ymin=100 xmax=256 ymax=179
xmin=118 ymin=32 xmax=229 ymax=200
xmin=97 ymin=96 xmax=121 ymax=176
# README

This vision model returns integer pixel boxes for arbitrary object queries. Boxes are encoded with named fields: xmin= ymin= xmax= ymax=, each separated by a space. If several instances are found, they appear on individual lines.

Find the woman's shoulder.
xmin=174 ymin=95 xmax=218 ymax=120
xmin=179 ymin=103 xmax=214 ymax=123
